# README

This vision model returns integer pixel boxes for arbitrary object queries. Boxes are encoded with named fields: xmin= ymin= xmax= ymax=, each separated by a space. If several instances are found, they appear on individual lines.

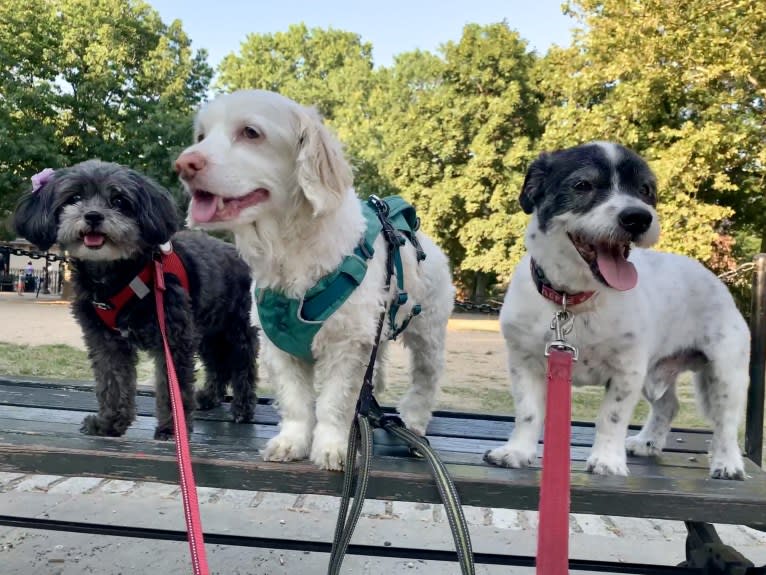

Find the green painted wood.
xmin=0 ymin=378 xmax=713 ymax=452
xmin=0 ymin=406 xmax=729 ymax=472
xmin=1 ymin=429 xmax=766 ymax=525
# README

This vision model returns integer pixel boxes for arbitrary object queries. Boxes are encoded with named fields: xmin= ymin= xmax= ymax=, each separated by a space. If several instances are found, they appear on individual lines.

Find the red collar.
xmin=93 ymin=246 xmax=190 ymax=332
xmin=530 ymin=258 xmax=595 ymax=306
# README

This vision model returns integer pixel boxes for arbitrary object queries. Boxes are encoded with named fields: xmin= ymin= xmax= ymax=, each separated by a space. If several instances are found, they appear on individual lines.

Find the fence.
xmin=2 ymin=267 xmax=63 ymax=295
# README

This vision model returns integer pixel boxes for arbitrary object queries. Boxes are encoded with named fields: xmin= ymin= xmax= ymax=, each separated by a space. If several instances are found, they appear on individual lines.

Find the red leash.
xmin=153 ymin=256 xmax=210 ymax=575
xmin=537 ymin=309 xmax=576 ymax=575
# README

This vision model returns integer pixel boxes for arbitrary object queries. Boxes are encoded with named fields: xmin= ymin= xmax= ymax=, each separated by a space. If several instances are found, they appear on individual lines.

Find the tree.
xmin=537 ymin=0 xmax=766 ymax=269
xmin=0 ymin=0 xmax=212 ymax=234
xmin=368 ymin=23 xmax=541 ymax=295
xmin=0 ymin=0 xmax=64 ymax=233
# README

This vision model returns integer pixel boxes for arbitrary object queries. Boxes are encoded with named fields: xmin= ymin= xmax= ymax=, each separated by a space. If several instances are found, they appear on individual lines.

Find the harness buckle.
xmin=368 ymin=194 xmax=389 ymax=216
xmin=395 ymin=292 xmax=408 ymax=306
xmin=92 ymin=300 xmax=114 ymax=311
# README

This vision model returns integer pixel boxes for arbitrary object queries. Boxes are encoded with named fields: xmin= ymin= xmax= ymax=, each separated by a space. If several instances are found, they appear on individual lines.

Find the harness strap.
xmin=153 ymin=257 xmax=209 ymax=575
xmin=93 ymin=248 xmax=190 ymax=331
xmin=328 ymin=388 xmax=475 ymax=575
xmin=367 ymin=195 xmax=423 ymax=339
xmin=536 ymin=348 xmax=574 ymax=575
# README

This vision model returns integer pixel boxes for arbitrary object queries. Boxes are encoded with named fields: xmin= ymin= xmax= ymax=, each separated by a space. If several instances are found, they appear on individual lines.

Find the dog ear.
xmin=129 ymin=171 xmax=180 ymax=246
xmin=13 ymin=177 xmax=60 ymax=251
xmin=519 ymin=152 xmax=550 ymax=215
xmin=294 ymin=107 xmax=353 ymax=216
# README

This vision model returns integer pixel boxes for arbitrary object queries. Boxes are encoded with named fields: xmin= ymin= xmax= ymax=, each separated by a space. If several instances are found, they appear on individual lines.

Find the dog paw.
xmin=262 ymin=431 xmax=311 ymax=463
xmin=154 ymin=427 xmax=175 ymax=441
xmin=310 ymin=429 xmax=349 ymax=471
xmin=586 ymin=451 xmax=629 ymax=476
xmin=80 ymin=415 xmax=125 ymax=437
xmin=230 ymin=402 xmax=255 ymax=424
xmin=625 ymin=434 xmax=662 ymax=456
xmin=483 ymin=444 xmax=537 ymax=468
xmin=398 ymin=408 xmax=430 ymax=437
xmin=710 ymin=452 xmax=745 ymax=480
xmin=195 ymin=389 xmax=222 ymax=411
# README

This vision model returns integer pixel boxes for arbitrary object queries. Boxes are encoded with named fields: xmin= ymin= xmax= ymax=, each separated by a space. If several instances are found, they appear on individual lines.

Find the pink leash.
xmin=153 ymin=258 xmax=210 ymax=575
xmin=537 ymin=309 xmax=577 ymax=575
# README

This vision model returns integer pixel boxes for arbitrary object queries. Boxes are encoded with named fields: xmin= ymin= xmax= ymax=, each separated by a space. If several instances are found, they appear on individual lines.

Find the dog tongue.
xmin=192 ymin=193 xmax=218 ymax=223
xmin=83 ymin=233 xmax=105 ymax=248
xmin=596 ymin=245 xmax=638 ymax=291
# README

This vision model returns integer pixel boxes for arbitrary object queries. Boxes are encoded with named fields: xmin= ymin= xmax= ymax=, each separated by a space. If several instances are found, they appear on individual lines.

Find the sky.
xmin=149 ymin=0 xmax=578 ymax=69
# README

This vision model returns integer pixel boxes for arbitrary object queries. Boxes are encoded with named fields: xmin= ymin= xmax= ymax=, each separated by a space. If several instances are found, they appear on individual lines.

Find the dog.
xmin=14 ymin=160 xmax=258 ymax=439
xmin=174 ymin=89 xmax=454 ymax=470
xmin=484 ymin=142 xmax=749 ymax=479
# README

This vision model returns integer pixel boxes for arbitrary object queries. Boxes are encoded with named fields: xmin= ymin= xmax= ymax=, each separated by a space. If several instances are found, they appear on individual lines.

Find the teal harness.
xmin=254 ymin=195 xmax=426 ymax=363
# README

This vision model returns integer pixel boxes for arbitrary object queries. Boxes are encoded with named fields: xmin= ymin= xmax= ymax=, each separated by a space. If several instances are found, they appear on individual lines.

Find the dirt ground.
xmin=0 ymin=292 xmax=510 ymax=412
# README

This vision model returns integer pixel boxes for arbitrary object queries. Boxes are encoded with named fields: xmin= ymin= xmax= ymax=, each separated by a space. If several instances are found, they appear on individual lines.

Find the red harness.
xmin=92 ymin=248 xmax=190 ymax=331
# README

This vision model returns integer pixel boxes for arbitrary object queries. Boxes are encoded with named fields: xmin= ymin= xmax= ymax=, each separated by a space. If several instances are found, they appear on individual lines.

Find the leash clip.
xmin=545 ymin=297 xmax=578 ymax=360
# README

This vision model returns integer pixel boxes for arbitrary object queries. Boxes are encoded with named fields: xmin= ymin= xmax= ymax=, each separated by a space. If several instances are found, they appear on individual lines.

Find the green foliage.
xmin=0 ymin=0 xmax=211 ymax=233
xmin=369 ymin=24 xmax=541 ymax=287
xmin=3 ymin=2 xmax=764 ymax=293
xmin=537 ymin=0 xmax=766 ymax=270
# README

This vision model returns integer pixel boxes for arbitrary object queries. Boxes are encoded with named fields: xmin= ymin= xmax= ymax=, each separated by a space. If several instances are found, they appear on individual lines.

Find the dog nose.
xmin=618 ymin=207 xmax=653 ymax=236
xmin=84 ymin=211 xmax=104 ymax=227
xmin=175 ymin=151 xmax=207 ymax=180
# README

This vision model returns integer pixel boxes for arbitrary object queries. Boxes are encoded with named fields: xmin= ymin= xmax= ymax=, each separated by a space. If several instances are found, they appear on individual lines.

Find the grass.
xmin=0 ymin=342 xmax=154 ymax=381
xmin=0 ymin=342 xmax=726 ymax=428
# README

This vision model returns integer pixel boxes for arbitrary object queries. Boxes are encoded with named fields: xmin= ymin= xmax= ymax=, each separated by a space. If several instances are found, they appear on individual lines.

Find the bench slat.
xmin=0 ymin=406 xmax=727 ymax=472
xmin=2 ymin=378 xmax=764 ymax=527
xmin=1 ymin=427 xmax=766 ymax=525
xmin=0 ymin=378 xmax=713 ymax=452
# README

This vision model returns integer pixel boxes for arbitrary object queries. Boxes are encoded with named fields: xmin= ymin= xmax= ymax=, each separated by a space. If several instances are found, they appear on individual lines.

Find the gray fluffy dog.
xmin=14 ymin=160 xmax=257 ymax=439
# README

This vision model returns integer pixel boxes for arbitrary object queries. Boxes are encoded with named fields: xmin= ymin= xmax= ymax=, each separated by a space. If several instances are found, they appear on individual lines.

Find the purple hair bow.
xmin=31 ymin=168 xmax=55 ymax=193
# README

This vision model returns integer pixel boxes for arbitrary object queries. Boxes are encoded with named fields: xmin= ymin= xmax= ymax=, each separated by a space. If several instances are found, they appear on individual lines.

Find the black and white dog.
xmin=14 ymin=160 xmax=257 ymax=439
xmin=485 ymin=142 xmax=749 ymax=479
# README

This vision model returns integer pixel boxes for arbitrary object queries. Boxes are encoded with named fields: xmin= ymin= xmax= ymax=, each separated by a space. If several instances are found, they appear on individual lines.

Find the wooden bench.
xmin=1 ymin=373 xmax=764 ymax=574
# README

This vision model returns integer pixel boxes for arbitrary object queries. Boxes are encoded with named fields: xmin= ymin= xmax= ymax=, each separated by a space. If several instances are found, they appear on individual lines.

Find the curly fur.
xmin=14 ymin=160 xmax=258 ymax=438
xmin=175 ymin=90 xmax=455 ymax=470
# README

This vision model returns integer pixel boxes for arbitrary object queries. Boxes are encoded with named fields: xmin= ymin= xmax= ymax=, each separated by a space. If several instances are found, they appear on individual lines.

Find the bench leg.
xmin=679 ymin=521 xmax=754 ymax=575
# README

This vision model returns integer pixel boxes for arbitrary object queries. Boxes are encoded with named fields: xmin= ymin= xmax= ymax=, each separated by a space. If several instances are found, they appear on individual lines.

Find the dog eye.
xmin=196 ymin=133 xmax=205 ymax=143
xmin=573 ymin=180 xmax=593 ymax=192
xmin=67 ymin=194 xmax=82 ymax=205
xmin=242 ymin=126 xmax=261 ymax=140
xmin=641 ymin=183 xmax=654 ymax=197
xmin=111 ymin=196 xmax=128 ymax=210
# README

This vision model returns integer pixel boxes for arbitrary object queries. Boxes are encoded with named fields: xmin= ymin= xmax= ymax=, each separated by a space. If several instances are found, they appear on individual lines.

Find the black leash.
xmin=327 ymin=200 xmax=475 ymax=575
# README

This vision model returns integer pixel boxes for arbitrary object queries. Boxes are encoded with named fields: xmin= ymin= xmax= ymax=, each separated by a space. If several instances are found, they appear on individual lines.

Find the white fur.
xmin=487 ymin=149 xmax=749 ymax=479
xmin=176 ymin=89 xmax=454 ymax=470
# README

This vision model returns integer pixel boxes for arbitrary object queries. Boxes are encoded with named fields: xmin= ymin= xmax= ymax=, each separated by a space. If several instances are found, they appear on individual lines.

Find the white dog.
xmin=485 ymin=142 xmax=749 ymax=479
xmin=174 ymin=89 xmax=454 ymax=470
